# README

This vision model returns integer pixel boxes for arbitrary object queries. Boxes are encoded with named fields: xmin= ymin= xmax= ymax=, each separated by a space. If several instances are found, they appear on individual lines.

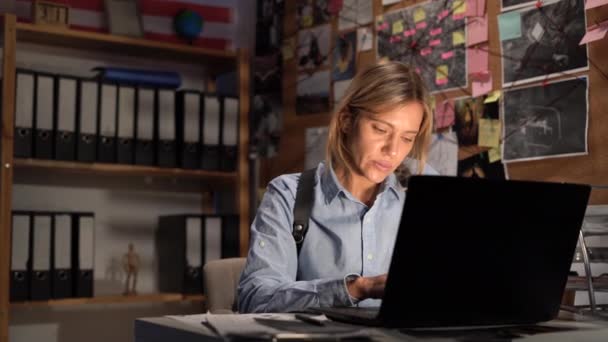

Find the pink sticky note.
xmin=436 ymin=78 xmax=448 ymax=86
xmin=465 ymin=0 xmax=478 ymax=16
xmin=404 ymin=28 xmax=416 ymax=37
xmin=467 ymin=44 xmax=489 ymax=75
xmin=438 ymin=9 xmax=449 ymax=20
xmin=420 ymin=47 xmax=432 ymax=56
xmin=467 ymin=13 xmax=488 ymax=46
xmin=585 ymin=0 xmax=608 ymax=10
xmin=472 ymin=73 xmax=492 ymax=97
xmin=471 ymin=70 xmax=491 ymax=82
xmin=579 ymin=21 xmax=608 ymax=45
xmin=429 ymin=39 xmax=441 ymax=47
xmin=441 ymin=51 xmax=455 ymax=59
xmin=453 ymin=13 xmax=465 ymax=20
xmin=416 ymin=21 xmax=428 ymax=29
xmin=430 ymin=27 xmax=443 ymax=36
xmin=465 ymin=0 xmax=486 ymax=17
xmin=435 ymin=99 xmax=455 ymax=129
xmin=328 ymin=0 xmax=343 ymax=15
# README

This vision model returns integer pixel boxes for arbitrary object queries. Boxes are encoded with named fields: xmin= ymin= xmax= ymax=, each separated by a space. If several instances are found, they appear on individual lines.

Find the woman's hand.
xmin=346 ymin=274 xmax=387 ymax=301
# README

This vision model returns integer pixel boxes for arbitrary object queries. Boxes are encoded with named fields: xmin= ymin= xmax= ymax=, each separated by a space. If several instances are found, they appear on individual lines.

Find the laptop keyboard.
xmin=317 ymin=306 xmax=379 ymax=320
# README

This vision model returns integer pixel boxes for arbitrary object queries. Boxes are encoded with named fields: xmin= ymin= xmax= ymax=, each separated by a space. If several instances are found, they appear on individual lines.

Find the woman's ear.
xmin=339 ymin=111 xmax=353 ymax=134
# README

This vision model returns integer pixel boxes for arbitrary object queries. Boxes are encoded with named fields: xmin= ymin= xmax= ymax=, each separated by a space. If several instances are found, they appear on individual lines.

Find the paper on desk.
xmin=206 ymin=313 xmax=294 ymax=336
xmin=204 ymin=313 xmax=373 ymax=339
xmin=166 ymin=314 xmax=211 ymax=331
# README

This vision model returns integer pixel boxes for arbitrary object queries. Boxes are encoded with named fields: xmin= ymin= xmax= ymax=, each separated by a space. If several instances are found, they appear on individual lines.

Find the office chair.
xmin=203 ymin=257 xmax=247 ymax=314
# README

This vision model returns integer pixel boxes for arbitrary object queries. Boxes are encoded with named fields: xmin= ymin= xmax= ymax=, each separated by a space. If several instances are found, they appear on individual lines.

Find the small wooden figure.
xmin=123 ymin=243 xmax=140 ymax=295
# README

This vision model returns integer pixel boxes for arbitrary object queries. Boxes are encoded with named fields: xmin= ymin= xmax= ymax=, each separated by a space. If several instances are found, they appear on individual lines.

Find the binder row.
xmin=14 ymin=69 xmax=240 ymax=171
xmin=10 ymin=211 xmax=95 ymax=302
xmin=156 ymin=214 xmax=240 ymax=294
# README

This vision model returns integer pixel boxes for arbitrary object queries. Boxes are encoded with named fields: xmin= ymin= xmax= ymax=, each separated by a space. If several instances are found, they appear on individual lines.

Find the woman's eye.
xmin=402 ymin=137 xmax=413 ymax=143
xmin=373 ymin=126 xmax=387 ymax=133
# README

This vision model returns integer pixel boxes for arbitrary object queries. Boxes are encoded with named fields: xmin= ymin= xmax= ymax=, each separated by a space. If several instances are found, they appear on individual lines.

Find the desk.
xmin=135 ymin=313 xmax=608 ymax=342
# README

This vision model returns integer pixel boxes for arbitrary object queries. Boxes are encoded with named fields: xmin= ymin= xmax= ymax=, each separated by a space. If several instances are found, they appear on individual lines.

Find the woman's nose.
xmin=383 ymin=136 xmax=399 ymax=157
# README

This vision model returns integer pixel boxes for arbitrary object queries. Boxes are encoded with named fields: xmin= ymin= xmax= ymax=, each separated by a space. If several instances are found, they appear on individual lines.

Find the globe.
xmin=174 ymin=9 xmax=204 ymax=42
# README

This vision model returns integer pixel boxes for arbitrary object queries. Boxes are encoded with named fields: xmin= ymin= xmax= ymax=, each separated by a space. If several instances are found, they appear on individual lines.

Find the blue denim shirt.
xmin=238 ymin=161 xmax=436 ymax=313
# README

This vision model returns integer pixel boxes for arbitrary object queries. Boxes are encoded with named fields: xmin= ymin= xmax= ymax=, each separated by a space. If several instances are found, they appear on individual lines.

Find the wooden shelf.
xmin=14 ymin=21 xmax=237 ymax=73
xmin=10 ymin=293 xmax=205 ymax=308
xmin=14 ymin=158 xmax=237 ymax=185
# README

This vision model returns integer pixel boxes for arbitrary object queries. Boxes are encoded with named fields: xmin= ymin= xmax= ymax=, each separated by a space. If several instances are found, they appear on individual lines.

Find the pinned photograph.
xmin=501 ymin=0 xmax=537 ymax=11
xmin=298 ymin=24 xmax=331 ymax=71
xmin=458 ymin=151 xmax=506 ymax=180
xmin=454 ymin=97 xmax=483 ymax=146
xmin=377 ymin=0 xmax=468 ymax=93
xmin=297 ymin=70 xmax=331 ymax=115
xmin=332 ymin=31 xmax=357 ymax=81
xmin=502 ymin=77 xmax=588 ymax=163
xmin=500 ymin=0 xmax=588 ymax=87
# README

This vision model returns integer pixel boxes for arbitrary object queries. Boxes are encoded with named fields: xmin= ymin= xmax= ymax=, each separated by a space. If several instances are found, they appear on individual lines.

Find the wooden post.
xmin=237 ymin=49 xmax=250 ymax=257
xmin=0 ymin=14 xmax=17 ymax=342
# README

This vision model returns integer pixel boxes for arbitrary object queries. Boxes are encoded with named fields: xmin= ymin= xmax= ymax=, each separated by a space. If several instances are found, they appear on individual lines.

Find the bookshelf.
xmin=10 ymin=294 xmax=206 ymax=308
xmin=0 ymin=14 xmax=250 ymax=342
xmin=14 ymin=158 xmax=238 ymax=184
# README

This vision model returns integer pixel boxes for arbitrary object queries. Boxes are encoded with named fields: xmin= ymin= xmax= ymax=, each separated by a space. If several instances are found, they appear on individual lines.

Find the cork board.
xmin=261 ymin=0 xmax=608 ymax=204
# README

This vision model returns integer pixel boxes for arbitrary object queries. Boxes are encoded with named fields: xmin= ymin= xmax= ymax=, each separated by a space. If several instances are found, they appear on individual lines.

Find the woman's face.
xmin=347 ymin=102 xmax=424 ymax=186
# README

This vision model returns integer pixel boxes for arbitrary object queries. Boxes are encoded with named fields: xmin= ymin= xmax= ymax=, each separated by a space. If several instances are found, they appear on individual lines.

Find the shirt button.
xmin=367 ymin=253 xmax=373 ymax=261
xmin=259 ymin=241 xmax=265 ymax=248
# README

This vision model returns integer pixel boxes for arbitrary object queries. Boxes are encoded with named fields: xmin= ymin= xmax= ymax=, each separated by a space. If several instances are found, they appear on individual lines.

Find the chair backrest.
xmin=203 ymin=257 xmax=246 ymax=314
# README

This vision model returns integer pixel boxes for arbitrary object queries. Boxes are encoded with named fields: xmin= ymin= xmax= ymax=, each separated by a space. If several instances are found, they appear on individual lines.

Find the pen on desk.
xmin=294 ymin=313 xmax=325 ymax=326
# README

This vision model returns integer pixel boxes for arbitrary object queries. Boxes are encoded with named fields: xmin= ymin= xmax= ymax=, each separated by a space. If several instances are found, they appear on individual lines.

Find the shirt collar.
xmin=319 ymin=161 xmax=404 ymax=204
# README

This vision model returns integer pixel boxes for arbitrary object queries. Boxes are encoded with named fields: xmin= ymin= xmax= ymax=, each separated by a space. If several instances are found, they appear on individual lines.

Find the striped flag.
xmin=14 ymin=0 xmax=238 ymax=50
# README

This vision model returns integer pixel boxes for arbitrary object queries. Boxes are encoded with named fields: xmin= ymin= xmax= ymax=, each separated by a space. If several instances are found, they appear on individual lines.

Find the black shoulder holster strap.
xmin=292 ymin=168 xmax=316 ymax=256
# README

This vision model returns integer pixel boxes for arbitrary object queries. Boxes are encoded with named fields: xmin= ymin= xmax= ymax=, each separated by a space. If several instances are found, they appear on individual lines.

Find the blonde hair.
xmin=326 ymin=61 xmax=433 ymax=178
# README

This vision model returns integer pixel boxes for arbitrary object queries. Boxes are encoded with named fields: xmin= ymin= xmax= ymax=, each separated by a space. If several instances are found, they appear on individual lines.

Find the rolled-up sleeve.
xmin=237 ymin=175 xmax=354 ymax=313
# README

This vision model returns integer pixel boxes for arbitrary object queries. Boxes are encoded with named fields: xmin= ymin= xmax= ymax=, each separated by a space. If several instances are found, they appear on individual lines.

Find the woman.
xmin=238 ymin=62 xmax=435 ymax=313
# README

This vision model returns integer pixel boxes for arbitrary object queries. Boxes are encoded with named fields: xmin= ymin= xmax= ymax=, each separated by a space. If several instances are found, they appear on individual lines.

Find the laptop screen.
xmin=380 ymin=176 xmax=590 ymax=328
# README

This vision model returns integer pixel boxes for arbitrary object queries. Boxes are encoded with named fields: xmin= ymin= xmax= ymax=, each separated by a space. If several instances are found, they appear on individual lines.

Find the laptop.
xmin=311 ymin=175 xmax=591 ymax=328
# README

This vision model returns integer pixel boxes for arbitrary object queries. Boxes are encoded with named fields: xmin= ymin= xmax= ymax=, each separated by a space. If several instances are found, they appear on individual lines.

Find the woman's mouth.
xmin=373 ymin=161 xmax=392 ymax=172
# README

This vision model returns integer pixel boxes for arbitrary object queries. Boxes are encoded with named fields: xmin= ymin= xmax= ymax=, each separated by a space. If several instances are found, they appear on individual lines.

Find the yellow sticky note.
xmin=452 ymin=31 xmax=465 ymax=45
xmin=281 ymin=38 xmax=295 ymax=60
xmin=488 ymin=147 xmax=502 ymax=163
xmin=478 ymin=119 xmax=501 ymax=148
xmin=453 ymin=0 xmax=466 ymax=15
xmin=414 ymin=8 xmax=426 ymax=23
xmin=302 ymin=15 xmax=313 ymax=28
xmin=392 ymin=20 xmax=404 ymax=34
xmin=436 ymin=65 xmax=448 ymax=81
xmin=484 ymin=90 xmax=502 ymax=104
